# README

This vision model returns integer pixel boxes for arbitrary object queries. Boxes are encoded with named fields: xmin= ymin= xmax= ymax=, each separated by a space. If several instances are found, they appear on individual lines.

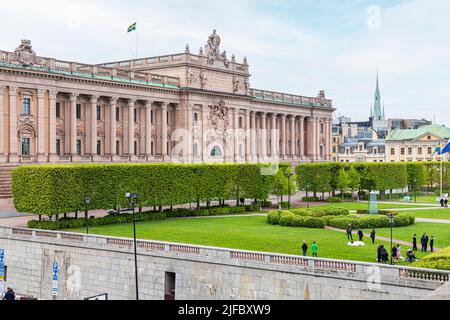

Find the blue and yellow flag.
xmin=127 ymin=22 xmax=137 ymax=33
xmin=432 ymin=145 xmax=442 ymax=156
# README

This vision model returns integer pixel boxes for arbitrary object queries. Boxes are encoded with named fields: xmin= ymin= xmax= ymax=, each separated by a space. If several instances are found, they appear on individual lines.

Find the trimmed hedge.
xmin=415 ymin=247 xmax=450 ymax=270
xmin=13 ymin=164 xmax=277 ymax=216
xmin=328 ymin=217 xmax=361 ymax=229
xmin=303 ymin=217 xmax=326 ymax=229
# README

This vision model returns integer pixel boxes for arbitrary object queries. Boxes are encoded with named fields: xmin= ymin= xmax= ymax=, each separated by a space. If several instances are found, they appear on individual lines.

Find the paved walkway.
xmin=324 ymin=226 xmax=442 ymax=251
xmin=416 ymin=218 xmax=450 ymax=224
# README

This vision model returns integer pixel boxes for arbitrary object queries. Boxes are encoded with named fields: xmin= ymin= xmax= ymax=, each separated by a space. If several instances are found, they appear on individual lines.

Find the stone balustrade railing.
xmin=1 ymin=226 xmax=449 ymax=286
xmin=0 ymin=50 xmax=180 ymax=89
xmin=250 ymin=89 xmax=333 ymax=108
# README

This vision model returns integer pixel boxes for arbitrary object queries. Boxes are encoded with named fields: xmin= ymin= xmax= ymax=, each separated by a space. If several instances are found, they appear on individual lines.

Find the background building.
xmin=386 ymin=124 xmax=450 ymax=162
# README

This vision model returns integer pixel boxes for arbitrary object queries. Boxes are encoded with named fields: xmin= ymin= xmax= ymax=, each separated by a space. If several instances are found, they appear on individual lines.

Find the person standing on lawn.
xmin=377 ymin=244 xmax=383 ymax=262
xmin=370 ymin=229 xmax=376 ymax=244
xmin=392 ymin=245 xmax=398 ymax=262
xmin=301 ymin=240 xmax=308 ymax=257
xmin=430 ymin=236 xmax=435 ymax=252
xmin=346 ymin=224 xmax=353 ymax=241
xmin=421 ymin=233 xmax=429 ymax=252
xmin=311 ymin=242 xmax=318 ymax=258
xmin=413 ymin=234 xmax=418 ymax=251
xmin=358 ymin=229 xmax=364 ymax=242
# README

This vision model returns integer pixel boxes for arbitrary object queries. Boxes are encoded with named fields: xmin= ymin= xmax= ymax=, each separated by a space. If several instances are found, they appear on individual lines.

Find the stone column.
xmin=9 ymin=87 xmax=18 ymax=162
xmin=49 ymin=90 xmax=57 ymax=162
xmin=161 ymin=103 xmax=168 ymax=157
xmin=201 ymin=105 xmax=209 ymax=162
xmin=234 ymin=108 xmax=240 ymax=162
xmin=37 ymin=89 xmax=46 ymax=162
xmin=250 ymin=112 xmax=257 ymax=161
xmin=245 ymin=109 xmax=251 ymax=161
xmin=128 ymin=99 xmax=135 ymax=156
xmin=327 ymin=118 xmax=332 ymax=160
xmin=184 ymin=104 xmax=193 ymax=163
xmin=145 ymin=101 xmax=152 ymax=159
xmin=90 ymin=95 xmax=98 ymax=157
xmin=69 ymin=93 xmax=78 ymax=157
xmin=290 ymin=116 xmax=296 ymax=157
xmin=313 ymin=117 xmax=319 ymax=161
xmin=109 ymin=97 xmax=117 ymax=157
xmin=280 ymin=114 xmax=286 ymax=158
xmin=299 ymin=116 xmax=305 ymax=159
xmin=260 ymin=112 xmax=267 ymax=159
xmin=271 ymin=114 xmax=278 ymax=158
xmin=0 ymin=86 xmax=4 ymax=161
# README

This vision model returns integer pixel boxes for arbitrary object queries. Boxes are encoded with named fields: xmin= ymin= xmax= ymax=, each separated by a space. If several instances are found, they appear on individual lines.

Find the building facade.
xmin=0 ymin=33 xmax=334 ymax=166
xmin=386 ymin=124 xmax=450 ymax=162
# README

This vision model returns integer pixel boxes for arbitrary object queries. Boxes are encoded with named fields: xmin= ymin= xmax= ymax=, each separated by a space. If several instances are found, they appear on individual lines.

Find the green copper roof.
xmin=387 ymin=124 xmax=450 ymax=141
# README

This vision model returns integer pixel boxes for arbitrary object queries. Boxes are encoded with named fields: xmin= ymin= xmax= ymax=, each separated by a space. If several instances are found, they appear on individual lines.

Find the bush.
xmin=262 ymin=200 xmax=273 ymax=208
xmin=415 ymin=247 xmax=450 ymax=270
xmin=289 ymin=215 xmax=304 ymax=227
xmin=327 ymin=197 xmax=342 ymax=203
xmin=279 ymin=212 xmax=296 ymax=226
xmin=322 ymin=207 xmax=350 ymax=216
xmin=328 ymin=217 xmax=360 ymax=230
xmin=209 ymin=207 xmax=231 ymax=216
xmin=245 ymin=204 xmax=261 ymax=213
xmin=267 ymin=210 xmax=283 ymax=225
xmin=394 ymin=214 xmax=415 ymax=227
xmin=280 ymin=201 xmax=290 ymax=209
xmin=321 ymin=215 xmax=336 ymax=225
xmin=290 ymin=208 xmax=310 ymax=216
xmin=302 ymin=197 xmax=320 ymax=202
xmin=303 ymin=217 xmax=326 ymax=229
xmin=357 ymin=215 xmax=390 ymax=229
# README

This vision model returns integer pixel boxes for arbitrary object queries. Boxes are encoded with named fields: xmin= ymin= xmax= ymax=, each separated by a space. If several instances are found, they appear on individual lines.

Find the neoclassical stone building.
xmin=0 ymin=32 xmax=334 ymax=165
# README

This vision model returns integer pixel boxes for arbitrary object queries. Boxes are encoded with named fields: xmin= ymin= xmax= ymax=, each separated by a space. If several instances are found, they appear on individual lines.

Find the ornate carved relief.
xmin=134 ymin=123 xmax=141 ymax=139
xmin=116 ymin=123 xmax=123 ymax=138
xmin=17 ymin=115 xmax=37 ymax=137
xmin=233 ymin=78 xmax=241 ymax=93
xmin=56 ymin=119 xmax=65 ymax=136
xmin=10 ymin=40 xmax=39 ymax=66
xmin=151 ymin=124 xmax=157 ymax=139
xmin=317 ymin=90 xmax=327 ymax=106
xmin=199 ymin=71 xmax=207 ymax=89
xmin=208 ymin=99 xmax=230 ymax=135
xmin=76 ymin=121 xmax=86 ymax=137
xmin=97 ymin=121 xmax=105 ymax=138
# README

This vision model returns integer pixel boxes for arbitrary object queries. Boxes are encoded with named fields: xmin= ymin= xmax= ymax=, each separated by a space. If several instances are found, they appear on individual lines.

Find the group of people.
xmin=346 ymin=224 xmax=367 ymax=243
xmin=413 ymin=233 xmax=435 ymax=253
xmin=440 ymin=194 xmax=449 ymax=208
xmin=301 ymin=241 xmax=319 ymax=257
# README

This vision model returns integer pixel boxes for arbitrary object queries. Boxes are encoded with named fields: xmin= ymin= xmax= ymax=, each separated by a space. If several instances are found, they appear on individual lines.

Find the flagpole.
xmin=135 ymin=21 xmax=138 ymax=60
xmin=440 ymin=141 xmax=443 ymax=198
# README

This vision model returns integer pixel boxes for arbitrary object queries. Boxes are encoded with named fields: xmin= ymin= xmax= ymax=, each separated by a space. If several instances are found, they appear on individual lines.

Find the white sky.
xmin=0 ymin=0 xmax=449 ymax=125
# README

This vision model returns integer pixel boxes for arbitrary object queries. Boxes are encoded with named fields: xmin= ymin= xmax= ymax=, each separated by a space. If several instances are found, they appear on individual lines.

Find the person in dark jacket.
xmin=412 ymin=234 xmax=418 ymax=251
xmin=301 ymin=240 xmax=308 ymax=257
xmin=346 ymin=224 xmax=353 ymax=241
xmin=392 ymin=245 xmax=398 ymax=262
xmin=430 ymin=236 xmax=435 ymax=252
xmin=3 ymin=287 xmax=15 ymax=301
xmin=421 ymin=233 xmax=429 ymax=252
xmin=370 ymin=229 xmax=376 ymax=244
xmin=358 ymin=229 xmax=364 ymax=242
xmin=377 ymin=245 xmax=383 ymax=263
xmin=381 ymin=247 xmax=389 ymax=264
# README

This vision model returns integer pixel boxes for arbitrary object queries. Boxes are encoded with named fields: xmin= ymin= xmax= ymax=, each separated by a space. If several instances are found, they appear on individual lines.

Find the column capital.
xmin=289 ymin=115 xmax=295 ymax=122
xmin=127 ymin=99 xmax=136 ymax=107
xmin=0 ymin=86 xmax=4 ymax=95
xmin=49 ymin=90 xmax=57 ymax=100
xmin=9 ymin=87 xmax=18 ymax=96
xmin=161 ymin=102 xmax=169 ymax=110
xmin=143 ymin=100 xmax=153 ymax=108
xmin=37 ymin=89 xmax=46 ymax=99
xmin=90 ymin=95 xmax=99 ymax=104
xmin=279 ymin=113 xmax=286 ymax=118
xmin=69 ymin=93 xmax=78 ymax=102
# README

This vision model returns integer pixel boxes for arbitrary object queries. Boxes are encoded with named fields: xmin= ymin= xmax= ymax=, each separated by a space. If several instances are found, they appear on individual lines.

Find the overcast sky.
xmin=1 ymin=0 xmax=449 ymax=125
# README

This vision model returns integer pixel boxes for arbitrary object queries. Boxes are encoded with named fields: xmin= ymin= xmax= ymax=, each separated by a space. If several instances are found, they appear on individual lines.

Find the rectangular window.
xmin=134 ymin=109 xmax=137 ymax=123
xmin=428 ymin=147 xmax=433 ymax=155
xmin=22 ymin=98 xmax=31 ymax=115
xmin=21 ymin=138 xmax=30 ymax=156
xmin=116 ymin=107 xmax=120 ymax=122
xmin=391 ymin=148 xmax=395 ymax=155
xmin=418 ymin=147 xmax=423 ymax=155
xmin=96 ymin=106 xmax=101 ymax=121
xmin=97 ymin=140 xmax=101 ymax=156
xmin=56 ymin=102 xmax=61 ymax=118
xmin=76 ymin=140 xmax=81 ymax=155
xmin=56 ymin=139 xmax=61 ymax=156
xmin=116 ymin=141 xmax=120 ymax=155
xmin=408 ymin=148 xmax=412 ymax=155
xmin=76 ymin=104 xmax=82 ymax=120
xmin=134 ymin=141 xmax=138 ymax=155
xmin=151 ymin=110 xmax=154 ymax=124
xmin=167 ymin=111 xmax=169 ymax=125
xmin=401 ymin=148 xmax=405 ymax=155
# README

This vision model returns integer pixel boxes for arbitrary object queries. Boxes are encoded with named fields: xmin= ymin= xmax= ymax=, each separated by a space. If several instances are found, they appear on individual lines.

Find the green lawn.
xmin=363 ymin=222 xmax=450 ymax=250
xmin=70 ymin=216 xmax=430 ymax=264
xmin=404 ymin=209 xmax=450 ymax=221
xmin=310 ymin=202 xmax=435 ymax=211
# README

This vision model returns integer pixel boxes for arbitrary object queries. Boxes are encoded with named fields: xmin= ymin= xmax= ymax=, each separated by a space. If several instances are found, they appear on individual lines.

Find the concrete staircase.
xmin=0 ymin=165 xmax=16 ymax=199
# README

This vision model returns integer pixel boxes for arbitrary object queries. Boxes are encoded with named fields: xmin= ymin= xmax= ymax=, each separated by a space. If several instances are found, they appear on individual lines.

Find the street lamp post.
xmin=413 ymin=177 xmax=417 ymax=203
xmin=389 ymin=213 xmax=394 ymax=265
xmin=284 ymin=172 xmax=294 ymax=210
xmin=126 ymin=192 xmax=139 ymax=301
xmin=84 ymin=196 xmax=90 ymax=234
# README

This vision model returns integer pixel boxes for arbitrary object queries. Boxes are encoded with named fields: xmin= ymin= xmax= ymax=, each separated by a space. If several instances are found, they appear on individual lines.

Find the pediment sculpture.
xmin=208 ymin=99 xmax=230 ymax=135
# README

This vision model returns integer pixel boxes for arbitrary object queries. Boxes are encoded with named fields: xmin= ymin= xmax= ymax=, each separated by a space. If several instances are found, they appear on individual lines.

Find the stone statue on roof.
xmin=205 ymin=30 xmax=230 ymax=68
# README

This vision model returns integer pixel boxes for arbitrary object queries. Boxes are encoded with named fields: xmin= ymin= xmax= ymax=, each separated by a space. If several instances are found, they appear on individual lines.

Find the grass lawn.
xmin=363 ymin=222 xmax=450 ymax=250
xmin=70 ymin=216 xmax=430 ymax=264
xmin=310 ymin=202 xmax=435 ymax=211
xmin=405 ymin=209 xmax=450 ymax=221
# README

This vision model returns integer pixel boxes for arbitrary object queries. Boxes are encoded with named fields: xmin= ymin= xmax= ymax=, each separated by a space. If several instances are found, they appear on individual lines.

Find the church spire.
xmin=373 ymin=72 xmax=384 ymax=121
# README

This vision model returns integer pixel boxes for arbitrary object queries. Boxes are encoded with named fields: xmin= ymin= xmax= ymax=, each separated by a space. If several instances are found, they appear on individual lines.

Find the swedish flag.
xmin=127 ymin=22 xmax=137 ymax=33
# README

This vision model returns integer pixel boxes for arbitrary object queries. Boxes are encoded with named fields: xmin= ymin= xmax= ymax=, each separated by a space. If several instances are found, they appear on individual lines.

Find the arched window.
xmin=211 ymin=146 xmax=222 ymax=157
xmin=193 ymin=113 xmax=199 ymax=125
xmin=193 ymin=143 xmax=199 ymax=156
